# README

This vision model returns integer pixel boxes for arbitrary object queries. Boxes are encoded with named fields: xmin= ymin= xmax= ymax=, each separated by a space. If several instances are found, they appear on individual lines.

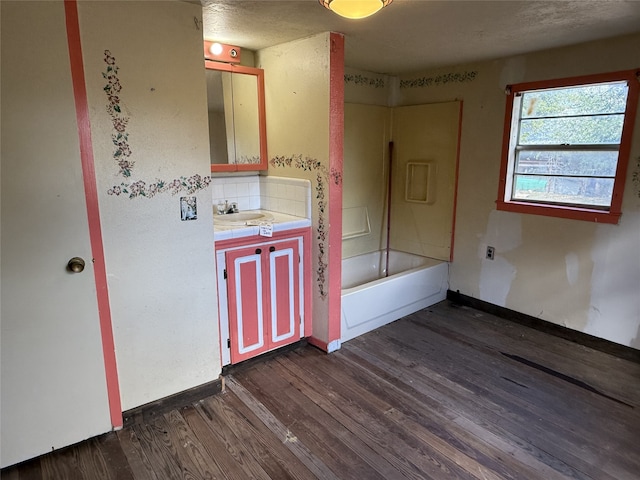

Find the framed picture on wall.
xmin=180 ymin=196 xmax=197 ymax=221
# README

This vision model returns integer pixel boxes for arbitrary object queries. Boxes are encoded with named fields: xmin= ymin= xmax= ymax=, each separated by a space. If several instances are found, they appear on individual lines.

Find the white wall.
xmin=78 ymin=1 xmax=220 ymax=409
xmin=397 ymin=33 xmax=640 ymax=349
xmin=257 ymin=33 xmax=336 ymax=344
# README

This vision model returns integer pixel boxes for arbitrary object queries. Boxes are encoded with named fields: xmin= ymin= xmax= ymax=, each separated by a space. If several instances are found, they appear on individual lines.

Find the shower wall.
xmin=342 ymin=100 xmax=461 ymax=261
xmin=390 ymin=101 xmax=461 ymax=261
xmin=343 ymin=103 xmax=391 ymax=259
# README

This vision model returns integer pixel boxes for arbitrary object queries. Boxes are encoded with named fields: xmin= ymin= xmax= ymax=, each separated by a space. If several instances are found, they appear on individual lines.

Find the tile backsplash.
xmin=211 ymin=175 xmax=261 ymax=211
xmin=212 ymin=175 xmax=311 ymax=218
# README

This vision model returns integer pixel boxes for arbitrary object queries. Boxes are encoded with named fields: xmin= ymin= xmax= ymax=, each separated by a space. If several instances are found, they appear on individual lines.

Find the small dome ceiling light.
xmin=209 ymin=43 xmax=224 ymax=56
xmin=319 ymin=0 xmax=393 ymax=19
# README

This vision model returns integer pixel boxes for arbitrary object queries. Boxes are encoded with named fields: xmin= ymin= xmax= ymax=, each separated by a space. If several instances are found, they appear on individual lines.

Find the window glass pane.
xmin=500 ymin=72 xmax=637 ymax=219
xmin=519 ymin=115 xmax=624 ymax=145
xmin=521 ymin=83 xmax=628 ymax=118
xmin=513 ymin=175 xmax=614 ymax=207
xmin=515 ymin=150 xmax=618 ymax=176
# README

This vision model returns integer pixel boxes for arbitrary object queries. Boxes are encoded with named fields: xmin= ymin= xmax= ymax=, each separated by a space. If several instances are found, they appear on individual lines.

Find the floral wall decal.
xmin=632 ymin=156 xmax=640 ymax=198
xmin=269 ymin=154 xmax=341 ymax=299
xmin=400 ymin=70 xmax=478 ymax=88
xmin=314 ymin=171 xmax=328 ymax=299
xmin=107 ymin=175 xmax=213 ymax=199
xmin=236 ymin=155 xmax=261 ymax=165
xmin=344 ymin=73 xmax=386 ymax=88
xmin=107 ymin=174 xmax=212 ymax=199
xmin=330 ymin=167 xmax=342 ymax=186
xmin=103 ymin=50 xmax=134 ymax=177
xmin=102 ymin=50 xmax=211 ymax=199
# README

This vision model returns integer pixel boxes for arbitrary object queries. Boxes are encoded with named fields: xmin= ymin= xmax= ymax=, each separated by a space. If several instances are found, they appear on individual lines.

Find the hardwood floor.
xmin=3 ymin=301 xmax=639 ymax=479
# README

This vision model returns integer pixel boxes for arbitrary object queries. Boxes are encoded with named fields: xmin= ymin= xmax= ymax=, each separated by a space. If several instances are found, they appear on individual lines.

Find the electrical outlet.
xmin=486 ymin=246 xmax=495 ymax=260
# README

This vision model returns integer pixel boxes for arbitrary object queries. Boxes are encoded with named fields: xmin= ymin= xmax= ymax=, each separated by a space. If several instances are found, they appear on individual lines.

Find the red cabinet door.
xmin=266 ymin=239 xmax=300 ymax=350
xmin=226 ymin=247 xmax=267 ymax=363
xmin=226 ymin=239 xmax=300 ymax=364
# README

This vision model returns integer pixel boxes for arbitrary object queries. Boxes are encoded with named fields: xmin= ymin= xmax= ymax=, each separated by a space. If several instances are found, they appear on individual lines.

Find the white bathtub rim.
xmin=341 ymin=260 xmax=446 ymax=294
xmin=340 ymin=290 xmax=447 ymax=343
xmin=340 ymin=259 xmax=449 ymax=343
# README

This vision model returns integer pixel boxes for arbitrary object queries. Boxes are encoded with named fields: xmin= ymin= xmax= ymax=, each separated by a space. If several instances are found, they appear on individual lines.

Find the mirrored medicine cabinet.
xmin=205 ymin=60 xmax=268 ymax=172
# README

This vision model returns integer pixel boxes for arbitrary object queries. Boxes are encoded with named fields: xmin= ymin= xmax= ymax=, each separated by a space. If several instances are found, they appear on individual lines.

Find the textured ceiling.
xmin=201 ymin=0 xmax=640 ymax=75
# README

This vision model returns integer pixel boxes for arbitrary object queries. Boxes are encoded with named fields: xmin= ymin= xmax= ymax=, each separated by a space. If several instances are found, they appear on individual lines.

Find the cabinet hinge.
xmin=223 ymin=269 xmax=227 ymax=280
xmin=227 ymin=338 xmax=231 ymax=348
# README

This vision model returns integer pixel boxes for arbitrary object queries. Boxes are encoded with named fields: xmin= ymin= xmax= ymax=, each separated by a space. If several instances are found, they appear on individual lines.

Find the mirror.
xmin=205 ymin=60 xmax=267 ymax=172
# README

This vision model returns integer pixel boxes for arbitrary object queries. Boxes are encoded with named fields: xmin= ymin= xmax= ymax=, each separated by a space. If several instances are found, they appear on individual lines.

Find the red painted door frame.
xmin=64 ymin=0 xmax=122 ymax=428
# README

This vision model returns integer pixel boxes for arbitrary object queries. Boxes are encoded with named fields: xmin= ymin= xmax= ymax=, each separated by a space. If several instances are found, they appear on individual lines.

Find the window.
xmin=497 ymin=70 xmax=639 ymax=223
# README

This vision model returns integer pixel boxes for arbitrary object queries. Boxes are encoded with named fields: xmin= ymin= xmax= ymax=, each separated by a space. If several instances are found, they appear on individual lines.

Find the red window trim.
xmin=497 ymin=69 xmax=640 ymax=224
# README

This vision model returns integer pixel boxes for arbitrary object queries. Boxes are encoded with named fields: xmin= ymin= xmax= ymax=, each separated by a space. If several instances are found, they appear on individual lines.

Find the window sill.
xmin=496 ymin=200 xmax=621 ymax=224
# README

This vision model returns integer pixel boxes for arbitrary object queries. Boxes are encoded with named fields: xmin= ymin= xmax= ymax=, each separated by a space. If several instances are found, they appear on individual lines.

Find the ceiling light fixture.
xmin=209 ymin=42 xmax=224 ymax=56
xmin=319 ymin=0 xmax=393 ymax=19
xmin=203 ymin=40 xmax=242 ymax=64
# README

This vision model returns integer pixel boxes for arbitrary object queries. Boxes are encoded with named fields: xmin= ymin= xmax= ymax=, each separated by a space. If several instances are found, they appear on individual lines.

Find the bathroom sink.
xmin=214 ymin=211 xmax=274 ymax=226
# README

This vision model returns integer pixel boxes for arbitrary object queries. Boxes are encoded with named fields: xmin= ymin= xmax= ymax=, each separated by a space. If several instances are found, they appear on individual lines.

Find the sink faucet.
xmin=217 ymin=200 xmax=238 ymax=215
xmin=226 ymin=201 xmax=239 ymax=214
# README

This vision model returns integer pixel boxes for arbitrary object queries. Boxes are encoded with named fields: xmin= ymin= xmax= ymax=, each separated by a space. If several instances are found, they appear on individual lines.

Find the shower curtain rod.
xmin=385 ymin=141 xmax=394 ymax=278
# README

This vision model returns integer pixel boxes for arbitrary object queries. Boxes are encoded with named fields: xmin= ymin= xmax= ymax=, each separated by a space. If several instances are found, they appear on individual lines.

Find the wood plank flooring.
xmin=4 ymin=301 xmax=640 ymax=479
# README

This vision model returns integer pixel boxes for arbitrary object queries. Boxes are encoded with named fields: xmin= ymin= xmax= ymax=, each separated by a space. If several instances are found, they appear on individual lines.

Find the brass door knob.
xmin=68 ymin=257 xmax=85 ymax=273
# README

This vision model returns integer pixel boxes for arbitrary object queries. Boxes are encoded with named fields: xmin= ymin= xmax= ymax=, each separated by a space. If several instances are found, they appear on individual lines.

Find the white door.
xmin=1 ymin=1 xmax=112 ymax=468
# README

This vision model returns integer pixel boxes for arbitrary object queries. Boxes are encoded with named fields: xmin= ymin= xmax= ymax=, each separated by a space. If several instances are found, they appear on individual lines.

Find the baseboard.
xmin=446 ymin=290 xmax=640 ymax=364
xmin=123 ymin=378 xmax=224 ymax=427
xmin=307 ymin=336 xmax=328 ymax=351
xmin=221 ymin=338 xmax=308 ymax=376
xmin=308 ymin=337 xmax=341 ymax=352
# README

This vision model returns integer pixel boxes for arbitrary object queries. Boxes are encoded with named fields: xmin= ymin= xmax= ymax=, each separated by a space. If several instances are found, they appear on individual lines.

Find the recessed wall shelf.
xmin=405 ymin=161 xmax=437 ymax=204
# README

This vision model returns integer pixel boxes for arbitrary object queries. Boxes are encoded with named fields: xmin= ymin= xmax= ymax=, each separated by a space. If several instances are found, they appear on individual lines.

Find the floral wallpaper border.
xmin=237 ymin=155 xmax=262 ymax=165
xmin=103 ymin=50 xmax=134 ymax=178
xmin=102 ymin=50 xmax=212 ymax=199
xmin=269 ymin=154 xmax=342 ymax=300
xmin=632 ymin=156 xmax=640 ymax=198
xmin=400 ymin=70 xmax=478 ymax=89
xmin=107 ymin=175 xmax=211 ymax=199
xmin=344 ymin=73 xmax=386 ymax=88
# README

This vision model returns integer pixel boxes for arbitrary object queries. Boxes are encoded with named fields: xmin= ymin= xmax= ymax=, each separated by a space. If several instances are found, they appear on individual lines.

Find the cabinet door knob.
xmin=255 ymin=248 xmax=262 ymax=254
xmin=67 ymin=257 xmax=85 ymax=273
xmin=269 ymin=246 xmax=276 ymax=252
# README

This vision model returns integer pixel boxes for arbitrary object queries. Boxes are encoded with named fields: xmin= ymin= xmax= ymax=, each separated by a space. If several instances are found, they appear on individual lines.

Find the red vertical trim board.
xmin=449 ymin=101 xmax=464 ymax=263
xmin=64 ymin=0 xmax=122 ymax=428
xmin=327 ymin=32 xmax=345 ymax=346
xmin=302 ymin=228 xmax=313 ymax=338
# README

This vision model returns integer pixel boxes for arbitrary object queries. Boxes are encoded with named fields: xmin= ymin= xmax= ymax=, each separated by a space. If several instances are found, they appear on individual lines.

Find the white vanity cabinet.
xmin=215 ymin=227 xmax=312 ymax=365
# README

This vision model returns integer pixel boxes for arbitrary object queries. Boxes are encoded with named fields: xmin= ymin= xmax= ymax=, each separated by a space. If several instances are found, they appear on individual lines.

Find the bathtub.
xmin=341 ymin=250 xmax=448 ymax=343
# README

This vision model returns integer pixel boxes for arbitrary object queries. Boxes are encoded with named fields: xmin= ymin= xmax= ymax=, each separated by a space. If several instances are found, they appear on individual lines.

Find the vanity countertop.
xmin=213 ymin=209 xmax=311 ymax=241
